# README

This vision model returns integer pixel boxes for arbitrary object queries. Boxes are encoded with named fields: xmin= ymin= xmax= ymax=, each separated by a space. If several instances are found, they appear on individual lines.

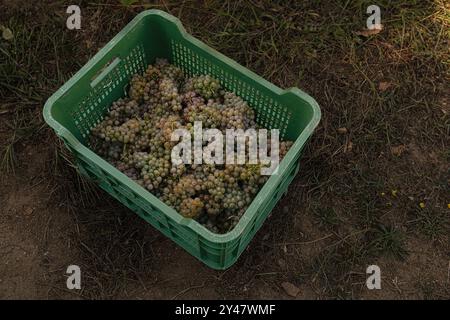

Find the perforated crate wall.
xmin=171 ymin=39 xmax=292 ymax=139
xmin=71 ymin=44 xmax=147 ymax=141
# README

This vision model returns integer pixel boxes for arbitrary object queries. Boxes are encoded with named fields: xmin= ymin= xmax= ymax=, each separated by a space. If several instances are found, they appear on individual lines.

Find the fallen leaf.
xmin=24 ymin=207 xmax=34 ymax=215
xmin=378 ymin=81 xmax=391 ymax=92
xmin=337 ymin=127 xmax=348 ymax=134
xmin=281 ymin=282 xmax=300 ymax=297
xmin=380 ymin=42 xmax=394 ymax=50
xmin=390 ymin=145 xmax=406 ymax=157
xmin=1 ymin=26 xmax=14 ymax=41
xmin=344 ymin=140 xmax=353 ymax=153
xmin=85 ymin=40 xmax=93 ymax=49
xmin=440 ymin=97 xmax=448 ymax=115
xmin=355 ymin=25 xmax=383 ymax=37
xmin=278 ymin=259 xmax=286 ymax=269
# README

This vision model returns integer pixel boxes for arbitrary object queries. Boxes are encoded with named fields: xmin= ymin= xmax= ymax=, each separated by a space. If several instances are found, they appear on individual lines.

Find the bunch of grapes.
xmin=92 ymin=118 xmax=140 ymax=144
xmin=183 ymin=102 xmax=223 ymax=129
xmin=184 ymin=75 xmax=222 ymax=100
xmin=156 ymin=58 xmax=184 ymax=83
xmin=221 ymin=92 xmax=256 ymax=130
xmin=154 ymin=114 xmax=185 ymax=151
xmin=159 ymin=77 xmax=182 ymax=113
xmin=134 ymin=152 xmax=170 ymax=191
xmin=223 ymin=187 xmax=249 ymax=212
xmin=179 ymin=197 xmax=204 ymax=219
xmin=129 ymin=75 xmax=147 ymax=103
xmin=92 ymin=140 xmax=123 ymax=160
xmin=89 ymin=58 xmax=294 ymax=233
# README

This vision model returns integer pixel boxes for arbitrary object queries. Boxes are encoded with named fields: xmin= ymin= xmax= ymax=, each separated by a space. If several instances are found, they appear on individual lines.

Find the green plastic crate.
xmin=43 ymin=10 xmax=321 ymax=270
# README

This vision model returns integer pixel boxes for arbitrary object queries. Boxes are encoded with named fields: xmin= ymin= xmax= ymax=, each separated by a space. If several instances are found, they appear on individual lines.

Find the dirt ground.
xmin=0 ymin=1 xmax=449 ymax=299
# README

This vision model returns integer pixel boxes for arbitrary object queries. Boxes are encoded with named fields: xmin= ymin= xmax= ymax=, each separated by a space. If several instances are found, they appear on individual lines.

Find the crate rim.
xmin=43 ymin=9 xmax=321 ymax=244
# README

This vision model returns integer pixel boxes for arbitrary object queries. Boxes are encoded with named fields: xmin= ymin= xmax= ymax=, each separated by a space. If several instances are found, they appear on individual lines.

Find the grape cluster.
xmin=183 ymin=101 xmax=223 ymax=129
xmin=159 ymin=77 xmax=182 ymax=113
xmin=90 ymin=58 xmax=294 ymax=233
xmin=156 ymin=58 xmax=184 ymax=83
xmin=221 ymin=92 xmax=256 ymax=129
xmin=179 ymin=197 xmax=204 ymax=218
xmin=184 ymin=75 xmax=222 ymax=100
xmin=129 ymin=152 xmax=169 ymax=191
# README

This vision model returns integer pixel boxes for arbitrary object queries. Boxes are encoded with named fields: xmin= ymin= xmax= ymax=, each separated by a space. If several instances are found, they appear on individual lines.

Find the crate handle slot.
xmin=90 ymin=57 xmax=121 ymax=88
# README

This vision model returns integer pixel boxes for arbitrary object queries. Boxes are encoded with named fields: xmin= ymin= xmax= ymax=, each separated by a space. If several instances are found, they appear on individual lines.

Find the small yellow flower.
xmin=381 ymin=192 xmax=386 ymax=196
xmin=391 ymin=190 xmax=398 ymax=197
xmin=447 ymin=203 xmax=450 ymax=209
xmin=419 ymin=202 xmax=426 ymax=208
